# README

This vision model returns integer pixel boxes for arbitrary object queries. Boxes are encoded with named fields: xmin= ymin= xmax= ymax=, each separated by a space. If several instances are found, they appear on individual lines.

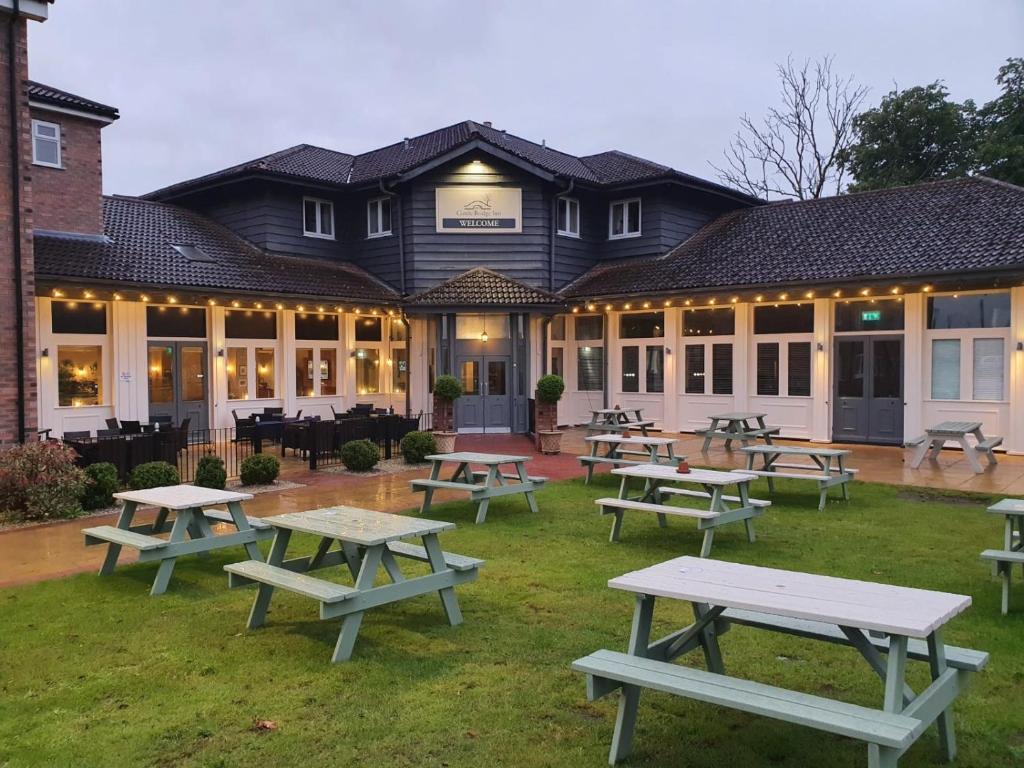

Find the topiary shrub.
xmin=0 ymin=441 xmax=87 ymax=522
xmin=432 ymin=374 xmax=463 ymax=432
xmin=194 ymin=454 xmax=227 ymax=490
xmin=400 ymin=431 xmax=436 ymax=464
xmin=340 ymin=439 xmax=380 ymax=472
xmin=81 ymin=462 xmax=119 ymax=511
xmin=240 ymin=453 xmax=280 ymax=486
xmin=128 ymin=461 xmax=180 ymax=490
xmin=535 ymin=374 xmax=565 ymax=404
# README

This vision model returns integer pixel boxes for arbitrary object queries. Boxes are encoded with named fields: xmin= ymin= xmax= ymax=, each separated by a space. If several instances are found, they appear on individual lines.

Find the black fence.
xmin=290 ymin=414 xmax=425 ymax=470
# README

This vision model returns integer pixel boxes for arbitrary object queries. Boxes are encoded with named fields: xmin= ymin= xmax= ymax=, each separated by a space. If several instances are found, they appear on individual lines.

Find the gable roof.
xmin=34 ymin=196 xmax=399 ymax=304
xmin=561 ymin=177 xmax=1024 ymax=299
xmin=405 ymin=267 xmax=564 ymax=309
xmin=27 ymin=81 xmax=119 ymax=121
xmin=145 ymin=120 xmax=758 ymax=204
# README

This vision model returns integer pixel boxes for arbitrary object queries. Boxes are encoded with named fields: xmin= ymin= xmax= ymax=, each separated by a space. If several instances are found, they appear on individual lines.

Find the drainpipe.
xmin=9 ymin=0 xmax=25 ymax=441
xmin=401 ymin=312 xmax=411 ymax=417
xmin=540 ymin=316 xmax=551 ymax=375
xmin=379 ymin=179 xmax=405 ymax=296
xmin=602 ymin=310 xmax=610 ymax=410
xmin=549 ymin=179 xmax=573 ymax=292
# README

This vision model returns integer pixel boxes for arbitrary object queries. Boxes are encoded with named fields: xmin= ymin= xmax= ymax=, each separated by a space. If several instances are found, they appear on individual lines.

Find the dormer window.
xmin=609 ymin=198 xmax=641 ymax=239
xmin=556 ymin=196 xmax=580 ymax=237
xmin=303 ymin=197 xmax=334 ymax=239
xmin=32 ymin=119 xmax=61 ymax=168
xmin=367 ymin=196 xmax=392 ymax=238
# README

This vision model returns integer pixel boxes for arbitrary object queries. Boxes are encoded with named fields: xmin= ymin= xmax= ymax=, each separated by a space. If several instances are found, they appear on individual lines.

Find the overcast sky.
xmin=28 ymin=0 xmax=1024 ymax=196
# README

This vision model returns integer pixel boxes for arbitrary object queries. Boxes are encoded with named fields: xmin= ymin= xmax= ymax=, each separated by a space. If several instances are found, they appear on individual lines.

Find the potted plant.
xmin=431 ymin=374 xmax=463 ymax=453
xmin=534 ymin=374 xmax=566 ymax=454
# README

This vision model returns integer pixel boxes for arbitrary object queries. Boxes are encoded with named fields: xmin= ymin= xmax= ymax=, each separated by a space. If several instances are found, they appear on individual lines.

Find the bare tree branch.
xmin=712 ymin=56 xmax=868 ymax=200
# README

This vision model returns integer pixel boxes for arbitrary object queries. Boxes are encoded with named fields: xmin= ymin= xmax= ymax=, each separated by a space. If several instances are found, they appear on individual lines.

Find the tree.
xmin=714 ymin=56 xmax=868 ymax=200
xmin=976 ymin=58 xmax=1024 ymax=185
xmin=842 ymin=83 xmax=977 ymax=192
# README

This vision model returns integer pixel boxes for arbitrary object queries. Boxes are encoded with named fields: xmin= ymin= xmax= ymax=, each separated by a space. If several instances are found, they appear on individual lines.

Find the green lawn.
xmin=1 ymin=475 xmax=1022 ymax=768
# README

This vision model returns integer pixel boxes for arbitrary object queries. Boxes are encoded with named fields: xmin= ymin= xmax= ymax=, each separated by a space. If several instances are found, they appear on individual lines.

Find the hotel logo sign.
xmin=436 ymin=186 xmax=522 ymax=233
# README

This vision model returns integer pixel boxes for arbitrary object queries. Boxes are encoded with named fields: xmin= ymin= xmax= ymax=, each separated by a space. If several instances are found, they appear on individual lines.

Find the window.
xmin=928 ymin=293 xmax=1010 ymax=329
xmin=787 ymin=342 xmax=812 ymax=397
xmin=619 ymin=312 xmax=664 ymax=339
xmin=320 ymin=349 xmax=338 ymax=396
xmin=756 ymin=343 xmax=780 ymax=396
xmin=57 ymin=345 xmax=102 ymax=406
xmin=621 ymin=346 xmax=639 ymax=392
xmin=557 ymin=197 xmax=580 ymax=237
xmin=255 ymin=348 xmax=275 ymax=398
xmin=354 ymin=316 xmax=382 ymax=342
xmin=712 ymin=343 xmax=733 ymax=395
xmin=146 ymin=306 xmax=206 ymax=338
xmin=973 ymin=339 xmax=1004 ymax=400
xmin=835 ymin=300 xmax=904 ymax=332
xmin=685 ymin=345 xmax=705 ymax=394
xmin=609 ymin=198 xmax=641 ymax=238
xmin=226 ymin=347 xmax=248 ymax=400
xmin=578 ymin=346 xmax=603 ymax=391
xmin=550 ymin=347 xmax=564 ymax=378
xmin=296 ymin=348 xmax=315 ymax=397
xmin=302 ymin=197 xmax=334 ymax=239
xmin=225 ymin=310 xmax=277 ymax=339
xmin=550 ymin=316 xmax=565 ymax=341
xmin=355 ymin=348 xmax=380 ymax=394
xmin=646 ymin=346 xmax=664 ymax=393
xmin=32 ymin=119 xmax=60 ymax=168
xmin=930 ymin=340 xmax=960 ymax=400
xmin=455 ymin=314 xmax=509 ymax=339
xmin=367 ymin=197 xmax=392 ymax=238
xmin=574 ymin=315 xmax=603 ymax=341
xmin=295 ymin=313 xmax=339 ymax=341
xmin=51 ymin=300 xmax=106 ymax=334
xmin=392 ymin=348 xmax=409 ymax=394
xmin=683 ymin=308 xmax=734 ymax=336
xmin=754 ymin=304 xmax=814 ymax=334
xmin=389 ymin=321 xmax=408 ymax=341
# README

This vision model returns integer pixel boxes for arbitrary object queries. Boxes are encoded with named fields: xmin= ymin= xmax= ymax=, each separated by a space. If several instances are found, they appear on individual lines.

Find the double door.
xmin=832 ymin=335 xmax=903 ymax=444
xmin=456 ymin=355 xmax=511 ymax=432
xmin=147 ymin=341 xmax=210 ymax=432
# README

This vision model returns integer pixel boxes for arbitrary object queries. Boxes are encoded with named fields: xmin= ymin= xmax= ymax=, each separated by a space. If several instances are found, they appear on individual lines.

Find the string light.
xmin=832 ymin=290 xmax=842 ymax=298
xmin=231 ymin=300 xmax=240 ymax=307
xmin=604 ymin=304 xmax=613 ymax=311
xmin=275 ymin=303 xmax=284 ymax=310
xmin=571 ymin=307 xmax=579 ymax=313
xmin=684 ymin=299 xmax=692 ymax=306
xmin=297 ymin=305 xmax=305 ymax=312
xmin=113 ymin=293 xmax=122 ymax=301
xmin=586 ymin=303 xmax=596 ymax=312
xmin=208 ymin=298 xmax=216 ymax=306
xmin=779 ymin=293 xmax=788 ymax=300
xmin=804 ymin=291 xmax=814 ymax=299
xmin=167 ymin=296 xmax=177 ymax=304
xmin=642 ymin=301 xmax=651 ymax=309
xmin=52 ymin=289 xmax=64 ymax=298
xmin=140 ymin=294 xmax=150 ymax=302
xmin=663 ymin=300 xmax=672 ymax=307
xmin=754 ymin=295 xmax=763 ymax=302
xmin=83 ymin=290 xmax=93 ymax=299
xmin=860 ymin=288 xmax=870 ymax=296
xmin=730 ymin=297 xmax=738 ymax=303
xmin=255 ymin=302 xmax=263 ymax=309
xmin=623 ymin=303 xmax=632 ymax=310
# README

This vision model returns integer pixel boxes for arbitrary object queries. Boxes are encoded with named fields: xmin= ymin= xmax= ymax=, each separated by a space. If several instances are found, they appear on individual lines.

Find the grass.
xmin=1 ymin=474 xmax=1023 ymax=767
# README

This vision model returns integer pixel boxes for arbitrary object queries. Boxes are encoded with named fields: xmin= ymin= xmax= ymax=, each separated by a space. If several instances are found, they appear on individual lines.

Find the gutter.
xmin=9 ymin=0 xmax=25 ymax=441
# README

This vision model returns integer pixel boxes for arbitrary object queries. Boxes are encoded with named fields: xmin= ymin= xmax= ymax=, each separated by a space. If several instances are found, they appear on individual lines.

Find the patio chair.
xmin=97 ymin=428 xmax=120 ymax=438
xmin=105 ymin=417 xmax=120 ymax=431
xmin=63 ymin=430 xmax=91 ymax=440
xmin=174 ymin=417 xmax=191 ymax=451
xmin=120 ymin=420 xmax=142 ymax=435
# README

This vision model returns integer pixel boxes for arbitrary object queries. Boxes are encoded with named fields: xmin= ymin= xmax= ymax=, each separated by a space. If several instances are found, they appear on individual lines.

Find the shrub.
xmin=400 ymin=431 xmax=436 ymax=464
xmin=240 ymin=454 xmax=280 ymax=486
xmin=81 ymin=462 xmax=119 ymax=511
xmin=340 ymin=439 xmax=380 ymax=472
xmin=194 ymin=454 xmax=227 ymax=490
xmin=433 ymin=375 xmax=463 ymax=402
xmin=0 ymin=441 xmax=87 ymax=522
xmin=432 ymin=374 xmax=464 ymax=431
xmin=535 ymin=374 xmax=565 ymax=404
xmin=128 ymin=461 xmax=180 ymax=490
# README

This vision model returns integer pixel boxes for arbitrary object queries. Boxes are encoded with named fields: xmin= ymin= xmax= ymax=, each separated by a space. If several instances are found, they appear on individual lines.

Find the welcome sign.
xmin=435 ymin=186 xmax=522 ymax=233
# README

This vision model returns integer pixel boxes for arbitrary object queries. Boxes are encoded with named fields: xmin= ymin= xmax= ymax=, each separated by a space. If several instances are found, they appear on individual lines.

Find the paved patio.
xmin=2 ymin=428 xmax=1023 ymax=588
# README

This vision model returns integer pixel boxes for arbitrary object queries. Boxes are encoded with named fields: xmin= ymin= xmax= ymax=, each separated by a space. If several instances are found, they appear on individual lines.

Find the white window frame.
xmin=556 ymin=196 xmax=580 ymax=238
xmin=225 ymin=341 xmax=279 ymax=402
xmin=49 ymin=300 xmax=111 ymax=409
xmin=367 ymin=196 xmax=392 ymax=239
xmin=302 ymin=196 xmax=335 ymax=240
xmin=31 ymin=119 xmax=61 ymax=168
xmin=609 ymin=198 xmax=641 ymax=240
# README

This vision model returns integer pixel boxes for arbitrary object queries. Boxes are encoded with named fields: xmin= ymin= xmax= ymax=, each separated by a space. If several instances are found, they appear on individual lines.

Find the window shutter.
xmin=930 ymin=339 xmax=961 ymax=400
xmin=645 ymin=346 xmax=664 ymax=393
xmin=973 ymin=338 xmax=1004 ymax=400
xmin=712 ymin=343 xmax=733 ymax=395
xmin=621 ymin=346 xmax=639 ymax=392
xmin=577 ymin=347 xmax=604 ymax=391
xmin=756 ymin=343 xmax=779 ymax=396
xmin=787 ymin=342 xmax=811 ymax=396
xmin=685 ymin=345 xmax=705 ymax=394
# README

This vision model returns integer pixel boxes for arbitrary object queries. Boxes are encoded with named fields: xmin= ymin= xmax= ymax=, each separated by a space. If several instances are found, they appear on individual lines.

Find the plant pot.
xmin=538 ymin=430 xmax=563 ymax=455
xmin=433 ymin=431 xmax=458 ymax=453
xmin=676 ymin=460 xmax=691 ymax=474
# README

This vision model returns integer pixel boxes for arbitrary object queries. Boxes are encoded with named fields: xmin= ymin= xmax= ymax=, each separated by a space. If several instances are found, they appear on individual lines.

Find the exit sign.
xmin=861 ymin=310 xmax=881 ymax=321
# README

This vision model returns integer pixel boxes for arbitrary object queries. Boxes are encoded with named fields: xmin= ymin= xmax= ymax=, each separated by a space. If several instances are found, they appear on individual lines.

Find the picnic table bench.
xmin=225 ymin=506 xmax=482 ymax=662
xmin=579 ymin=433 xmax=684 ymax=484
xmin=410 ymin=452 xmax=546 ymax=524
xmin=741 ymin=444 xmax=857 ymax=510
xmin=694 ymin=411 xmax=779 ymax=452
xmin=980 ymin=498 xmax=1024 ymax=614
xmin=573 ymin=556 xmax=987 ymax=767
xmin=597 ymin=463 xmax=767 ymax=556
xmin=907 ymin=421 xmax=1002 ymax=474
xmin=586 ymin=407 xmax=655 ymax=437
xmin=83 ymin=485 xmax=273 ymax=595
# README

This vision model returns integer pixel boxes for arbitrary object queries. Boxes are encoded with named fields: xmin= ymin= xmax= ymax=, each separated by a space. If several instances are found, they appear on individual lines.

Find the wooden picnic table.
xmin=225 ymin=506 xmax=482 ymax=663
xmin=980 ymin=498 xmax=1024 ymax=614
xmin=741 ymin=444 xmax=857 ymax=510
xmin=695 ymin=411 xmax=779 ymax=452
xmin=410 ymin=452 xmax=546 ymax=524
xmin=83 ymin=485 xmax=273 ymax=595
xmin=579 ymin=433 xmax=683 ymax=484
xmin=907 ymin=420 xmax=1002 ymax=474
xmin=574 ymin=556 xmax=987 ymax=767
xmin=598 ymin=463 xmax=767 ymax=556
xmin=586 ymin=407 xmax=655 ymax=437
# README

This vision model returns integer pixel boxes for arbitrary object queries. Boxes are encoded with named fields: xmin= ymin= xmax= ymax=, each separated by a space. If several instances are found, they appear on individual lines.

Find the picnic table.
xmin=596 ymin=463 xmax=767 ymax=556
xmin=225 ymin=506 xmax=482 ymax=663
xmin=695 ymin=411 xmax=779 ymax=452
xmin=573 ymin=556 xmax=988 ymax=767
xmin=83 ymin=485 xmax=273 ymax=595
xmin=579 ymin=433 xmax=684 ymax=484
xmin=907 ymin=420 xmax=1002 ymax=474
xmin=586 ymin=407 xmax=655 ymax=437
xmin=980 ymin=498 xmax=1024 ymax=614
xmin=410 ymin=452 xmax=546 ymax=524
xmin=741 ymin=444 xmax=857 ymax=510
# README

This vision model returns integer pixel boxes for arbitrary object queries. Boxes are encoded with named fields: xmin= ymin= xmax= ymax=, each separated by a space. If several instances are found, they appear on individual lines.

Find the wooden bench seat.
xmin=980 ymin=549 xmax=1024 ymax=615
xmin=977 ymin=437 xmax=1003 ymax=451
xmin=202 ymin=508 xmax=272 ymax=530
xmin=410 ymin=479 xmax=486 ymax=492
xmin=657 ymin=487 xmax=771 ymax=508
xmin=904 ymin=435 xmax=926 ymax=447
xmin=225 ymin=560 xmax=357 ymax=603
xmin=469 ymin=470 xmax=548 ymax=484
xmin=768 ymin=461 xmax=859 ymax=474
xmin=573 ymin=649 xmax=922 ymax=763
xmin=83 ymin=525 xmax=167 ymax=551
xmin=386 ymin=541 xmax=484 ymax=572
xmin=745 ymin=469 xmax=835 ymax=481
xmin=596 ymin=497 xmax=718 ymax=519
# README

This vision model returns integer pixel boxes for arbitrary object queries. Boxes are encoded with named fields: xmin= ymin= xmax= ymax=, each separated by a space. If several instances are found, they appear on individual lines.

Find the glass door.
xmin=832 ymin=335 xmax=903 ymax=444
xmin=483 ymin=357 xmax=510 ymax=430
xmin=147 ymin=341 xmax=209 ymax=431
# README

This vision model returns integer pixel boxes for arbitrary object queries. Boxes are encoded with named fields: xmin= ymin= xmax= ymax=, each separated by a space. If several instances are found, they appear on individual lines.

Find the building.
xmin=8 ymin=2 xmax=1024 ymax=450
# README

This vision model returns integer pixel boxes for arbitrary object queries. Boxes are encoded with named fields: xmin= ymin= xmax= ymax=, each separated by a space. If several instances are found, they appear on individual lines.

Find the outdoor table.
xmin=225 ymin=506 xmax=482 ymax=663
xmin=586 ymin=407 xmax=655 ymax=437
xmin=600 ymin=463 xmax=766 ymax=555
xmin=695 ymin=411 xmax=779 ymax=451
xmin=908 ymin=420 xmax=1002 ymax=474
xmin=573 ymin=556 xmax=987 ymax=766
xmin=980 ymin=498 xmax=1024 ymax=614
xmin=82 ymin=485 xmax=273 ymax=595
xmin=411 ymin=452 xmax=546 ymax=524
xmin=579 ymin=433 xmax=684 ymax=484
xmin=741 ymin=444 xmax=857 ymax=510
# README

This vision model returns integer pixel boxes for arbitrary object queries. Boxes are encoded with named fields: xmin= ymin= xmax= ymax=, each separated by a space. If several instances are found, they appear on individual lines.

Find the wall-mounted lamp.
xmin=1017 ymin=341 xmax=1023 ymax=352
xmin=480 ymin=331 xmax=488 ymax=343
xmin=40 ymin=347 xmax=49 ymax=358
xmin=665 ymin=347 xmax=672 ymax=356
xmin=217 ymin=348 xmax=225 ymax=357
xmin=816 ymin=342 xmax=825 ymax=352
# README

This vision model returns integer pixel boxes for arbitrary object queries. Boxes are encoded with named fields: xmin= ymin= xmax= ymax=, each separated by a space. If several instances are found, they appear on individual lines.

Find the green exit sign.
xmin=861 ymin=310 xmax=881 ymax=322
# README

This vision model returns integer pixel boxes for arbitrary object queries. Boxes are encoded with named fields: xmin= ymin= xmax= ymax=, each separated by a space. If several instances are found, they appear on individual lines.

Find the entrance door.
xmin=455 ymin=354 xmax=511 ymax=432
xmin=147 ymin=341 xmax=210 ymax=431
xmin=832 ymin=336 xmax=902 ymax=444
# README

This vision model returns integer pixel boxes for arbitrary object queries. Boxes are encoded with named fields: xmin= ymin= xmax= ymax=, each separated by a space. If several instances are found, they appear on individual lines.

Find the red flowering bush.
xmin=0 ymin=441 xmax=87 ymax=523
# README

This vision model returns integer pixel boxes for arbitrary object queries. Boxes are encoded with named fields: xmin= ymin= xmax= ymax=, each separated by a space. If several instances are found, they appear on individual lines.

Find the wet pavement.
xmin=3 ymin=429 xmax=1022 ymax=588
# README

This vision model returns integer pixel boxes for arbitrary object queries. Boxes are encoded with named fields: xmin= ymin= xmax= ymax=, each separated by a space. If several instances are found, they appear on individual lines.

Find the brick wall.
xmin=30 ymin=107 xmax=104 ymax=234
xmin=0 ymin=12 xmax=37 ymax=443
